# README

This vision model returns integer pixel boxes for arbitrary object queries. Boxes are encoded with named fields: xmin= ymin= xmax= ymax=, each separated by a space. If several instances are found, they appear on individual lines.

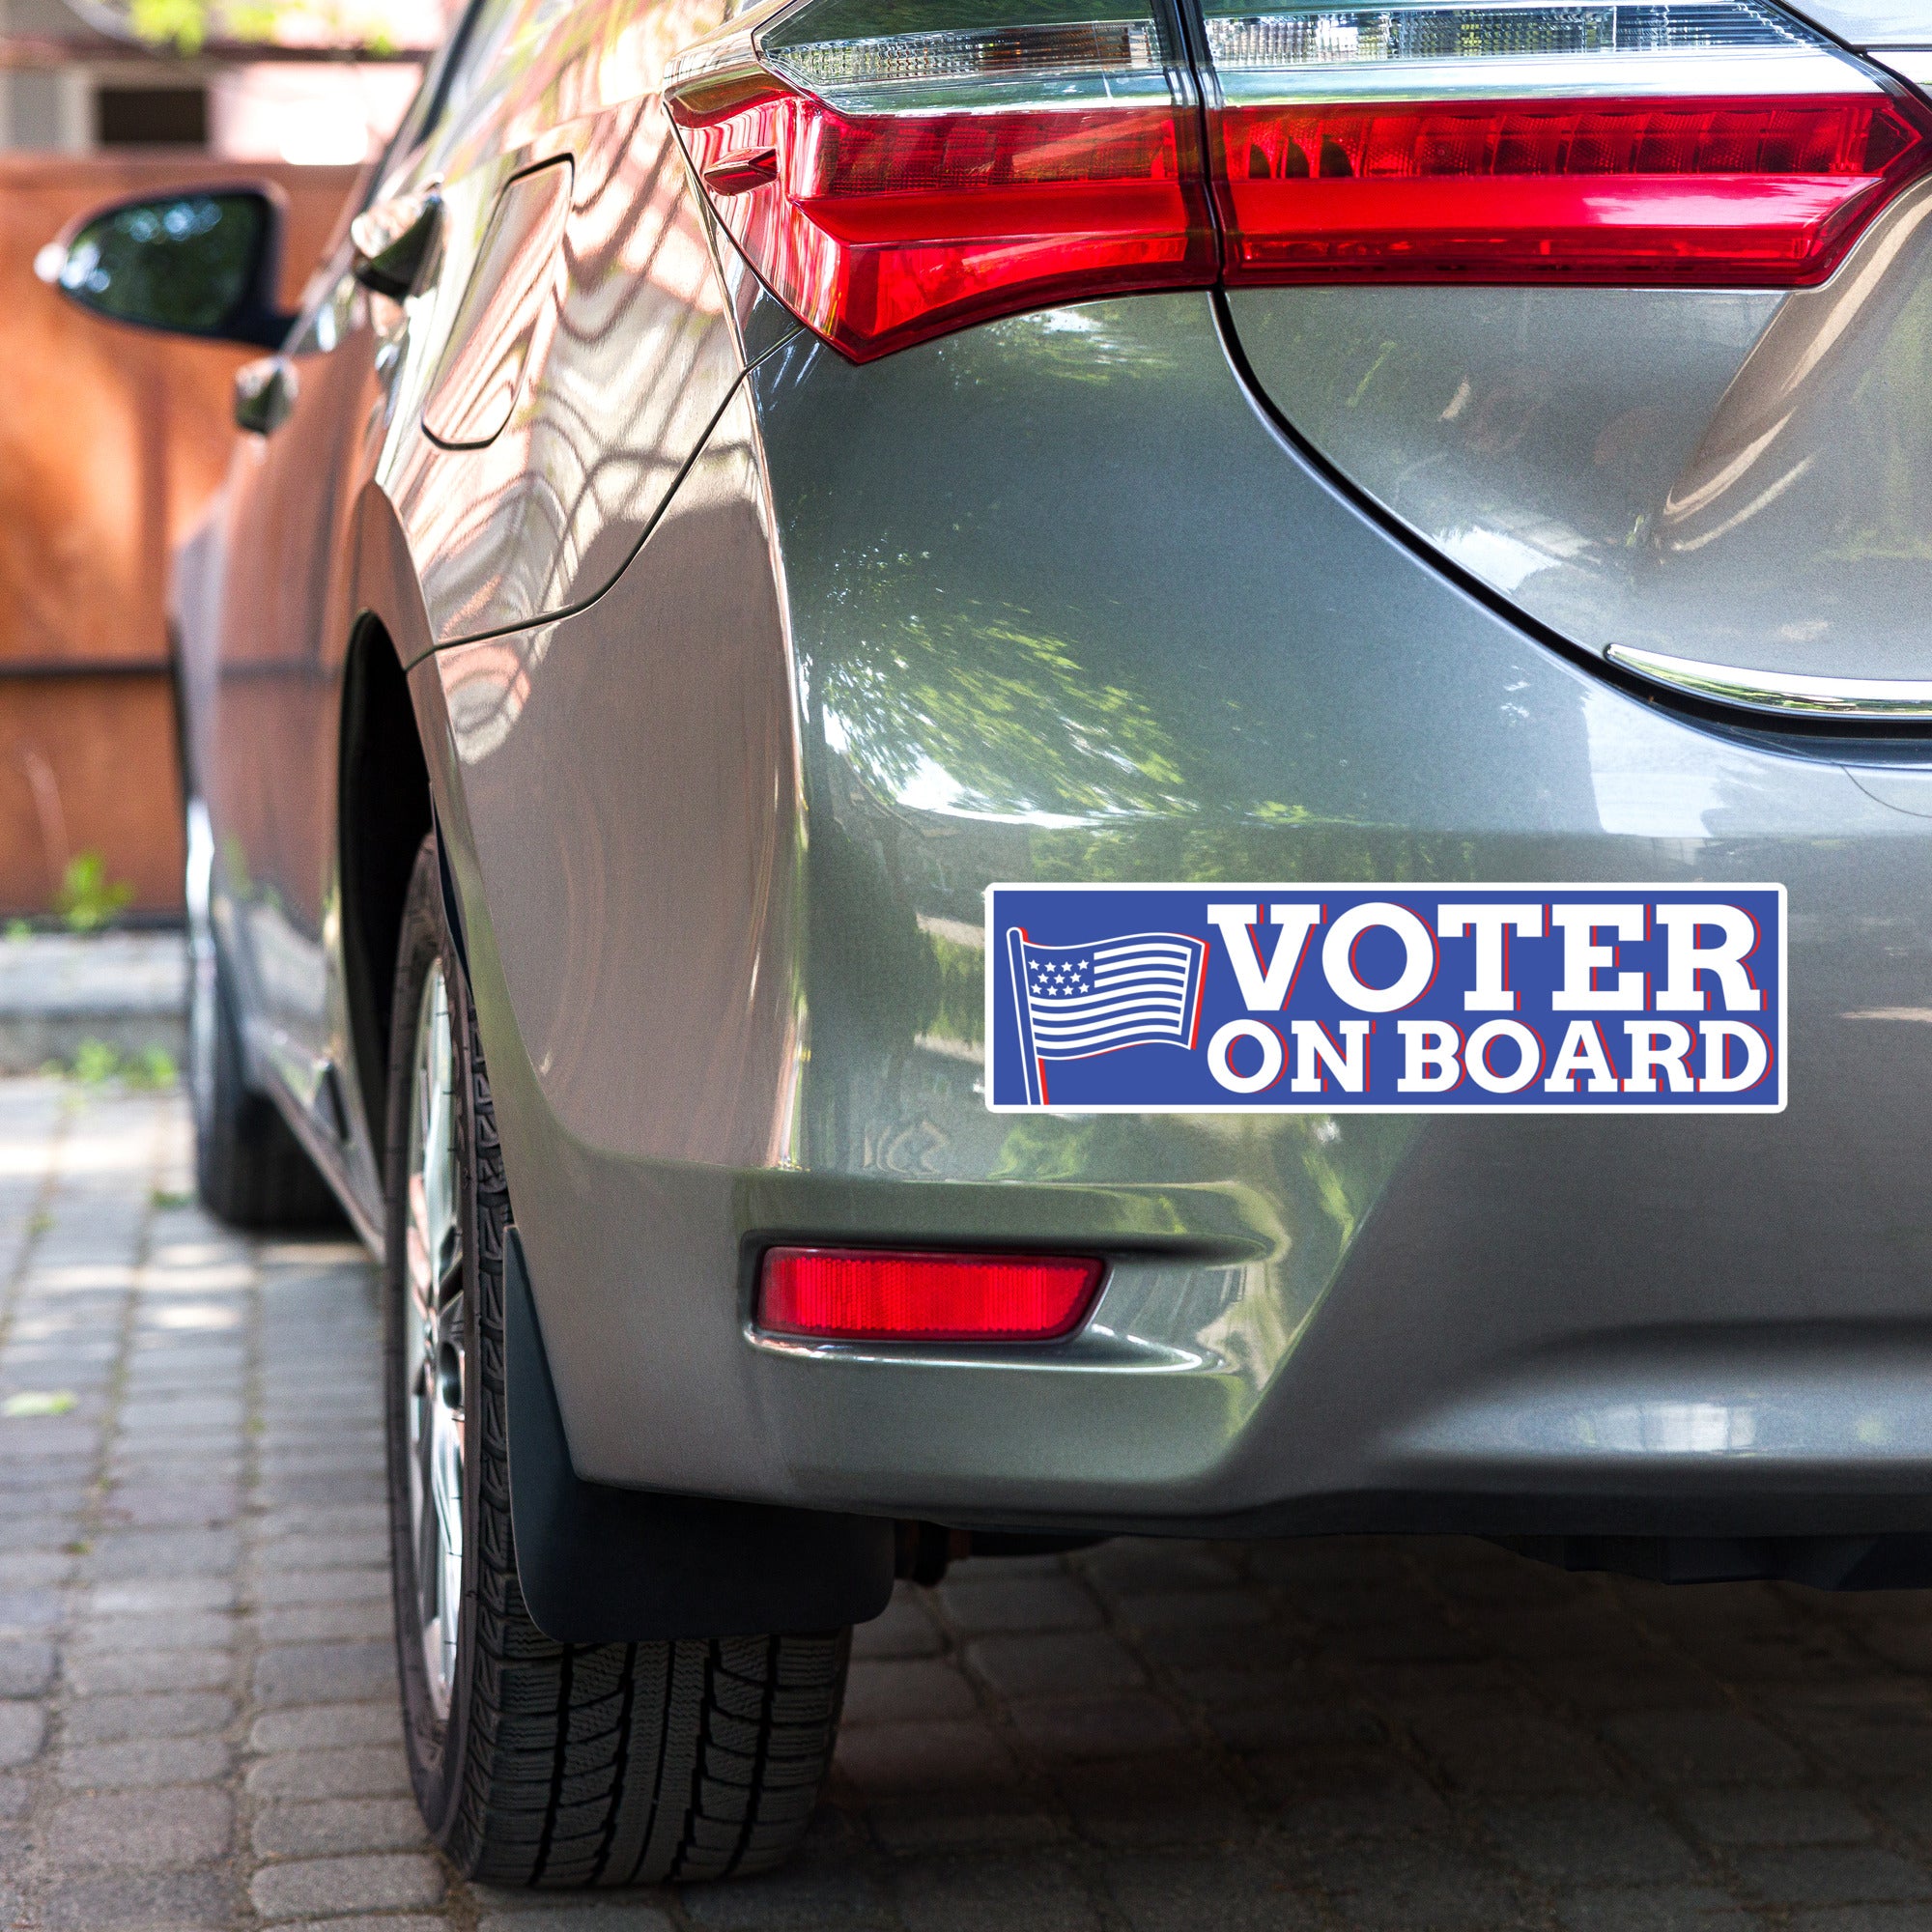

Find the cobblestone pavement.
xmin=11 ymin=1082 xmax=1932 ymax=1929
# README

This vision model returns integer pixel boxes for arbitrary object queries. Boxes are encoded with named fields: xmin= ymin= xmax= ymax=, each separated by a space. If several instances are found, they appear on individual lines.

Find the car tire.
xmin=383 ymin=833 xmax=851 ymax=1886
xmin=186 ymin=802 xmax=340 ymax=1229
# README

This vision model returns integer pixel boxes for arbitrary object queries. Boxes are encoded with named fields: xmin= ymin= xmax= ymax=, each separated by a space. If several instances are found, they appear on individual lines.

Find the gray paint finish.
xmin=1781 ymin=0 xmax=1932 ymax=41
xmin=429 ymin=291 xmax=1932 ymax=1530
xmin=145 ymin=0 xmax=1932 ymax=1547
xmin=390 ymin=97 xmax=755 ymax=643
xmin=434 ymin=380 xmax=804 ymax=1175
xmin=1226 ymin=178 xmax=1932 ymax=688
xmin=1226 ymin=282 xmax=1777 ymax=658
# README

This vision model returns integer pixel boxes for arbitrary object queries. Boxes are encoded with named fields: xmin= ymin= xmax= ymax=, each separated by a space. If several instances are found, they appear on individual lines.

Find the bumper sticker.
xmin=985 ymin=883 xmax=1785 ymax=1113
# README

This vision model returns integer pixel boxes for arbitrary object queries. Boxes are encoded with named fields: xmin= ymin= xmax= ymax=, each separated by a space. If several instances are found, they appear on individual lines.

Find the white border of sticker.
xmin=981 ymin=881 xmax=1789 ymax=1116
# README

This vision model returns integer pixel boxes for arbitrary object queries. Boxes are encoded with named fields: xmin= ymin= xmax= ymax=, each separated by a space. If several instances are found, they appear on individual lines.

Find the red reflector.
xmin=1213 ymin=94 xmax=1931 ymax=284
xmin=669 ymin=86 xmax=1218 ymax=358
xmin=758 ymin=1247 xmax=1103 ymax=1341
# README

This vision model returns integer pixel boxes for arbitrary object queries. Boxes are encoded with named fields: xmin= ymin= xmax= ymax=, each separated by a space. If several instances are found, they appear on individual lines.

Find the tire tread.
xmin=384 ymin=838 xmax=846 ymax=1889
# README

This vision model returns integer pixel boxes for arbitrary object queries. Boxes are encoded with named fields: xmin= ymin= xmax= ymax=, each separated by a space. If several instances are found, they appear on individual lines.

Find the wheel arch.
xmin=339 ymin=614 xmax=433 ymax=1179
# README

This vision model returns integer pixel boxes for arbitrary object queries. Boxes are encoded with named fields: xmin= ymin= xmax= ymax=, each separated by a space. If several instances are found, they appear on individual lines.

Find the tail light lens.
xmin=1200 ymin=0 xmax=1932 ymax=283
xmin=670 ymin=0 xmax=1931 ymax=358
xmin=758 ymin=1246 xmax=1104 ymax=1341
xmin=667 ymin=5 xmax=1217 ymax=360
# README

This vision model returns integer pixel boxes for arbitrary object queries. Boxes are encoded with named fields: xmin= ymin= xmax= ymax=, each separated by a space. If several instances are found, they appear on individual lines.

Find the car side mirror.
xmin=36 ymin=186 xmax=295 ymax=349
xmin=233 ymin=355 xmax=296 ymax=435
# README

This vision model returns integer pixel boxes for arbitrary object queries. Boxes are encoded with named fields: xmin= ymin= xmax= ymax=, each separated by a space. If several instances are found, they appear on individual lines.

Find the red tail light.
xmin=1216 ymin=94 xmax=1928 ymax=283
xmin=668 ymin=0 xmax=1932 ymax=359
xmin=668 ymin=69 xmax=1216 ymax=360
xmin=758 ymin=1246 xmax=1104 ymax=1342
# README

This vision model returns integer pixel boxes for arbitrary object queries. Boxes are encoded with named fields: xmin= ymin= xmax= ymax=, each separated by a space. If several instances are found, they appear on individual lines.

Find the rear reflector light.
xmin=668 ymin=0 xmax=1931 ymax=358
xmin=758 ymin=1247 xmax=1104 ymax=1341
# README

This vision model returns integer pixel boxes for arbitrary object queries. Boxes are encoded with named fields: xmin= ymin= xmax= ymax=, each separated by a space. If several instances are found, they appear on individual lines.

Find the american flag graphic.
xmin=1005 ymin=927 xmax=1208 ymax=1105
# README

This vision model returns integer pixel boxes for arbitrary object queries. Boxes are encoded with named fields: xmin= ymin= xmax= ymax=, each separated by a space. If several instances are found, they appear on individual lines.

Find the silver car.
xmin=38 ymin=0 xmax=1932 ymax=1886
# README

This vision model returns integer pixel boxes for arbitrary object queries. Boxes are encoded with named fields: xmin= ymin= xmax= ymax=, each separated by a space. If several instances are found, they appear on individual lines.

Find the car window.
xmin=285 ymin=268 xmax=360 ymax=356
xmin=418 ymin=0 xmax=583 ymax=173
xmin=421 ymin=0 xmax=731 ymax=184
xmin=411 ymin=0 xmax=527 ymax=160
xmin=356 ymin=0 xmax=517 ymax=211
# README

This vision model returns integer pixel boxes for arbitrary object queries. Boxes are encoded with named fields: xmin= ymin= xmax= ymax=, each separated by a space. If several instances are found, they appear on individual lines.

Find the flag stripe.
xmin=1035 ymin=1009 xmax=1187 ymax=1038
xmin=1033 ymin=986 xmax=1190 ymax=1015
xmin=1019 ymin=927 xmax=1207 ymax=1061
xmin=1092 ymin=939 xmax=1196 ymax=958
xmin=1031 ymin=1018 xmax=1196 ymax=1052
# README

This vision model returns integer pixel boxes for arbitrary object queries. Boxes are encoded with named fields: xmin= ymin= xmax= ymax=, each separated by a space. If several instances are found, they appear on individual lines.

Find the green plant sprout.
xmin=124 ymin=1046 xmax=179 ymax=1090
xmin=4 ymin=1390 xmax=76 ymax=1418
xmin=126 ymin=0 xmax=404 ymax=54
xmin=55 ymin=851 xmax=134 ymax=933
xmin=65 ymin=1040 xmax=179 ymax=1089
xmin=71 ymin=1038 xmax=120 ymax=1084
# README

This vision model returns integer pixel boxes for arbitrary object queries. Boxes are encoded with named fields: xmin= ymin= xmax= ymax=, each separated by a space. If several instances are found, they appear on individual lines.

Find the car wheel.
xmin=383 ymin=833 xmax=851 ymax=1885
xmin=185 ymin=799 xmax=339 ymax=1228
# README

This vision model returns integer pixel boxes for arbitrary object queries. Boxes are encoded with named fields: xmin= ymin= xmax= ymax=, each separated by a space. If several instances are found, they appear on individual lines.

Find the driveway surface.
xmin=6 ymin=1081 xmax=1932 ymax=1931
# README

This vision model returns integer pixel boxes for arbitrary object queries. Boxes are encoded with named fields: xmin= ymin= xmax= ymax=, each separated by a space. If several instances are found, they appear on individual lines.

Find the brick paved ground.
xmin=9 ymin=1081 xmax=1932 ymax=1930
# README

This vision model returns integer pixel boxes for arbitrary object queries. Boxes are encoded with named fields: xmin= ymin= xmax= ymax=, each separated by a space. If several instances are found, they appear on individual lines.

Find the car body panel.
xmin=174 ymin=0 xmax=766 ymax=1243
xmin=204 ymin=257 xmax=386 ymax=1134
xmin=419 ymin=158 xmax=575 ymax=451
xmin=419 ymin=289 xmax=1932 ymax=1532
xmin=1221 ymin=175 xmax=1932 ymax=691
xmin=388 ymin=93 xmax=771 ymax=644
xmin=1782 ymin=0 xmax=1932 ymax=43
xmin=432 ymin=380 xmax=806 ymax=1175
xmin=156 ymin=0 xmax=1932 ymax=1547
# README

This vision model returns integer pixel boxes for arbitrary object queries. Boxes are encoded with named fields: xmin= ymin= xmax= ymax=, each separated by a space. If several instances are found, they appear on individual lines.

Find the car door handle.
xmin=350 ymin=188 xmax=442 ymax=301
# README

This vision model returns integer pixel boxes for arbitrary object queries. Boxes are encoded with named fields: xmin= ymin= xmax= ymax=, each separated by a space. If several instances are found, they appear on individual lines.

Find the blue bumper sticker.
xmin=985 ymin=884 xmax=1786 ymax=1114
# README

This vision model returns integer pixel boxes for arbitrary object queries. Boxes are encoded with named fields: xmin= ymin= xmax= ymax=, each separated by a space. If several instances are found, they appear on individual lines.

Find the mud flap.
xmin=503 ymin=1225 xmax=895 ymax=1641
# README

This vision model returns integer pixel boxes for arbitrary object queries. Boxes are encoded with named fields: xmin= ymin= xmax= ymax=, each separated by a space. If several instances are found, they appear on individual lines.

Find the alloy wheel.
xmin=404 ymin=959 xmax=465 ymax=1720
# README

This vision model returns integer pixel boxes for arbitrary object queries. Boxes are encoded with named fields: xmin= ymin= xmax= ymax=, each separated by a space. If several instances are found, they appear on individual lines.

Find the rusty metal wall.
xmin=0 ymin=155 xmax=359 ymax=917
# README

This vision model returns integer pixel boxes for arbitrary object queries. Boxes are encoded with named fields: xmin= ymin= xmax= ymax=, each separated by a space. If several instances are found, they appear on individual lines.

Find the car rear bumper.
xmin=432 ymin=1016 xmax=1932 ymax=1540
xmin=417 ymin=289 xmax=1932 ymax=1539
